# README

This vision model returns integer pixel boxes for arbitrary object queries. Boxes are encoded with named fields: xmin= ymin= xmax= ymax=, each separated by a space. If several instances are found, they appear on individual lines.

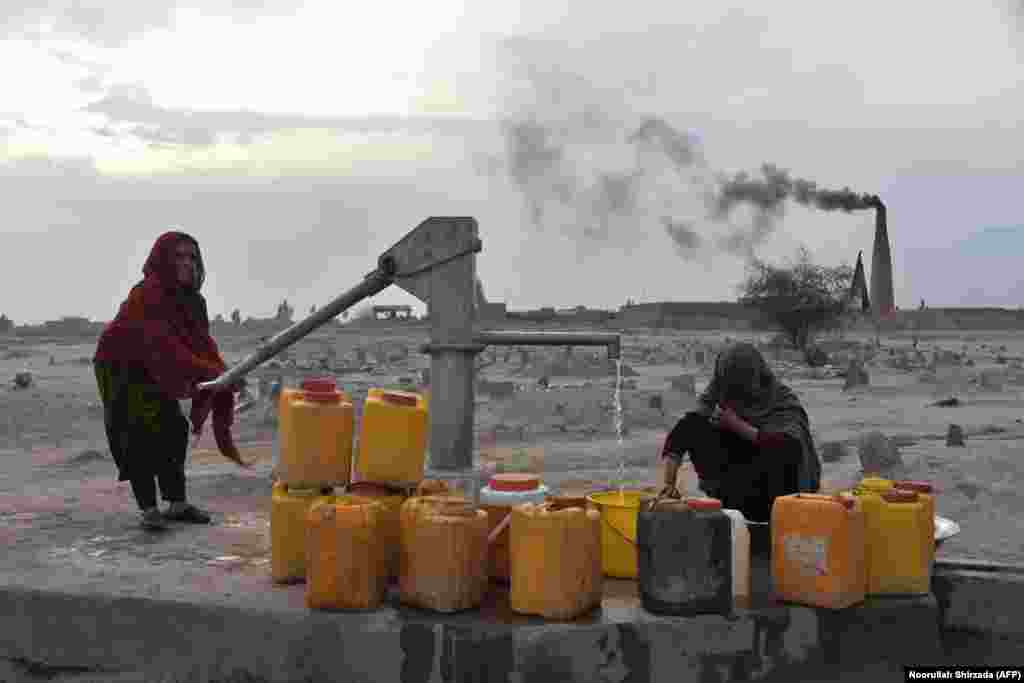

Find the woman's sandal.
xmin=163 ymin=503 xmax=212 ymax=524
xmin=140 ymin=508 xmax=169 ymax=531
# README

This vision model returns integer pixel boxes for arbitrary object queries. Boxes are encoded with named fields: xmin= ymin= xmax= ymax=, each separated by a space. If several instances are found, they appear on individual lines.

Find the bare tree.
xmin=738 ymin=246 xmax=853 ymax=358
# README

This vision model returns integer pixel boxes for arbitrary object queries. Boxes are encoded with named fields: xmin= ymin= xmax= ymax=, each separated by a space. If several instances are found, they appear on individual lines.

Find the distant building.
xmin=507 ymin=307 xmax=557 ymax=323
xmin=14 ymin=316 xmax=104 ymax=338
xmin=275 ymin=299 xmax=294 ymax=324
xmin=570 ymin=306 xmax=614 ymax=324
xmin=373 ymin=305 xmax=413 ymax=321
xmin=617 ymin=302 xmax=761 ymax=330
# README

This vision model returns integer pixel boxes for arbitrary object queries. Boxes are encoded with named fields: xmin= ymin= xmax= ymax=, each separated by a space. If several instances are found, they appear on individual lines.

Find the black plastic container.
xmin=637 ymin=497 xmax=733 ymax=615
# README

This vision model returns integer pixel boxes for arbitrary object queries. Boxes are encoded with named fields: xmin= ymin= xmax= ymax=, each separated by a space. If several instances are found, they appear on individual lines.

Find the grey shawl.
xmin=697 ymin=343 xmax=821 ymax=493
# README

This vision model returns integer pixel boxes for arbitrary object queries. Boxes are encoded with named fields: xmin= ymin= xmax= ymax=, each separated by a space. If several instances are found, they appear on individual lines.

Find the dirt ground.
xmin=3 ymin=326 xmax=1024 ymax=564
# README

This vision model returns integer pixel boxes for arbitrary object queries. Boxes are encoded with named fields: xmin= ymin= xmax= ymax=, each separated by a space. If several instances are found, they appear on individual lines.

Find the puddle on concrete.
xmin=38 ymin=514 xmax=274 ymax=576
xmin=220 ymin=511 xmax=270 ymax=529
xmin=28 ymin=448 xmax=68 ymax=466
xmin=0 ymin=496 xmax=69 ymax=515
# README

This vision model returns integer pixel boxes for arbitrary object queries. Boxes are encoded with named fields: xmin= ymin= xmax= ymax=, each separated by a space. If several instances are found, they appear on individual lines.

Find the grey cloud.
xmin=82 ymin=83 xmax=492 ymax=148
xmin=1 ymin=2 xmax=175 ymax=44
xmin=1 ymin=1 xmax=294 ymax=45
xmin=48 ymin=48 xmax=112 ymax=73
xmin=1 ymin=116 xmax=50 ymax=133
xmin=0 ymin=155 xmax=102 ymax=182
xmin=75 ymin=74 xmax=106 ymax=93
xmin=131 ymin=124 xmax=217 ymax=148
xmin=1 ymin=154 xmax=426 ymax=286
xmin=48 ymin=48 xmax=111 ymax=94
xmin=0 ymin=153 xmax=529 ymax=326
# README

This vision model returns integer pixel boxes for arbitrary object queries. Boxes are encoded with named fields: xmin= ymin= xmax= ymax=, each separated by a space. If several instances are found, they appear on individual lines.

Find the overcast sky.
xmin=2 ymin=1 xmax=1022 ymax=325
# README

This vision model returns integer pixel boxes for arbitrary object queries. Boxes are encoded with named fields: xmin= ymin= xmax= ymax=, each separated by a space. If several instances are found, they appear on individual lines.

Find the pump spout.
xmin=472 ymin=331 xmax=621 ymax=360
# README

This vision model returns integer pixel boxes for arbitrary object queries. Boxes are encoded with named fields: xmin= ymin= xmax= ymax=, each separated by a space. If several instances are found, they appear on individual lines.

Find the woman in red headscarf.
xmin=93 ymin=231 xmax=248 ymax=531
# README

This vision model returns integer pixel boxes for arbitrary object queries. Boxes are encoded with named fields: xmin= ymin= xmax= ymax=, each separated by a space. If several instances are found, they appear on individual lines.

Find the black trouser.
xmin=665 ymin=412 xmax=801 ymax=524
xmin=124 ymin=414 xmax=188 ymax=510
xmin=95 ymin=361 xmax=189 ymax=511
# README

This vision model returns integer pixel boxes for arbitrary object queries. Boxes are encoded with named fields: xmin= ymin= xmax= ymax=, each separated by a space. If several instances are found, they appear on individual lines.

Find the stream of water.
xmin=613 ymin=358 xmax=625 ymax=497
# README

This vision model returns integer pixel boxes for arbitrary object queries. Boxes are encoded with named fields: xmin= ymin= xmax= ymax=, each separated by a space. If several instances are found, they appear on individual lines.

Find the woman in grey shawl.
xmin=660 ymin=343 xmax=821 ymax=527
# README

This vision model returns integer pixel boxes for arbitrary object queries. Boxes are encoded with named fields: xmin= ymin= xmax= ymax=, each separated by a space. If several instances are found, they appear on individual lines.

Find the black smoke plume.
xmin=714 ymin=163 xmax=880 ymax=218
xmin=492 ymin=40 xmax=879 ymax=260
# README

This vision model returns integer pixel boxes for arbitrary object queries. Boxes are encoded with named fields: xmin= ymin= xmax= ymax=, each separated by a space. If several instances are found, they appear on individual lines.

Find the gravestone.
xmin=821 ymin=441 xmax=849 ymax=464
xmin=478 ymin=380 xmax=516 ymax=400
xmin=843 ymin=360 xmax=870 ymax=391
xmin=670 ymin=374 xmax=697 ymax=396
xmin=857 ymin=431 xmax=903 ymax=474
xmin=946 ymin=424 xmax=966 ymax=447
xmin=805 ymin=346 xmax=829 ymax=367
xmin=980 ymin=369 xmax=1005 ymax=391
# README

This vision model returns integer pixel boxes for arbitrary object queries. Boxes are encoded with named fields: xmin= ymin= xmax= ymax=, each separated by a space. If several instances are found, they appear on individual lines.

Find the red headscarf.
xmin=94 ymin=231 xmax=243 ymax=466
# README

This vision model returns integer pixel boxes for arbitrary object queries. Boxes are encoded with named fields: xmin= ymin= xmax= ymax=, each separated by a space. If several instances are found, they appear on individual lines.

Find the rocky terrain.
xmin=4 ymin=325 xmax=1024 ymax=564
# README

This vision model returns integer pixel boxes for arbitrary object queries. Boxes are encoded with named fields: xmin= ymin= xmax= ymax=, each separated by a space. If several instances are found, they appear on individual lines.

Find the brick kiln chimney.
xmin=869 ymin=197 xmax=895 ymax=319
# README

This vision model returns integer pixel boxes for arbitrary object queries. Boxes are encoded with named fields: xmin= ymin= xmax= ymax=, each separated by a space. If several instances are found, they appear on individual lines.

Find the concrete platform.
xmin=2 ymin=454 xmax=1023 ymax=682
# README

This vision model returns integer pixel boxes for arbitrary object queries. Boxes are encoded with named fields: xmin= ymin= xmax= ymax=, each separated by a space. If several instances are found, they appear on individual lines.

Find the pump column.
xmin=421 ymin=237 xmax=483 ymax=501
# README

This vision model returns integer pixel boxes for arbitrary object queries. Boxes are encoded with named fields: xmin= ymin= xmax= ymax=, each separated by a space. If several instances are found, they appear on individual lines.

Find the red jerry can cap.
xmin=797 ymin=493 xmax=856 ymax=509
xmin=834 ymin=494 xmax=856 ymax=510
xmin=301 ymin=377 xmax=340 ymax=401
xmin=382 ymin=390 xmax=418 ymax=406
xmin=302 ymin=377 xmax=336 ymax=392
xmin=883 ymin=489 xmax=919 ymax=503
xmin=687 ymin=497 xmax=722 ymax=511
xmin=893 ymin=480 xmax=935 ymax=494
xmin=489 ymin=473 xmax=541 ymax=491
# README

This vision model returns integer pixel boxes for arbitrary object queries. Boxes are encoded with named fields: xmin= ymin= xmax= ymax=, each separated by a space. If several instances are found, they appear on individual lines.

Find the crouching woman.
xmin=660 ymin=343 xmax=821 ymax=539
